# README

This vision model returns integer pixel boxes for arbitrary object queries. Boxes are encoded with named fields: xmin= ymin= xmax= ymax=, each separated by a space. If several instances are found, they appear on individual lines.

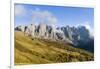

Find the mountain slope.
xmin=15 ymin=31 xmax=94 ymax=65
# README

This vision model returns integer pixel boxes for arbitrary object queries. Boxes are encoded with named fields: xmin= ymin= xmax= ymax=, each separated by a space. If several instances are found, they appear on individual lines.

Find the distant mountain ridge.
xmin=15 ymin=23 xmax=94 ymax=52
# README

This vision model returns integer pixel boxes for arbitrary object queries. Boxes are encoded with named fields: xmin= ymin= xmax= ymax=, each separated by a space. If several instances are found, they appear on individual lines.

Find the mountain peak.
xmin=15 ymin=24 xmax=94 ymax=52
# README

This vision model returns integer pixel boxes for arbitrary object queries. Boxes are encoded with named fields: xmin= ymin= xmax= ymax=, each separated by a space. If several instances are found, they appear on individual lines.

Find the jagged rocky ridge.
xmin=15 ymin=23 xmax=94 ymax=52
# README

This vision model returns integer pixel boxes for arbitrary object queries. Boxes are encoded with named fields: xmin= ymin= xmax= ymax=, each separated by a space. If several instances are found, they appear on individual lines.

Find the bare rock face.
xmin=24 ymin=24 xmax=36 ymax=37
xmin=15 ymin=24 xmax=93 ymax=51
xmin=15 ymin=25 xmax=25 ymax=32
xmin=61 ymin=25 xmax=92 ymax=46
xmin=77 ymin=26 xmax=90 ymax=41
xmin=38 ymin=23 xmax=47 ymax=38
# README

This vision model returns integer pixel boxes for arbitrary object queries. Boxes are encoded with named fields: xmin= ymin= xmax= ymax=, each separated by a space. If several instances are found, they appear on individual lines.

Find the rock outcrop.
xmin=15 ymin=23 xmax=93 ymax=51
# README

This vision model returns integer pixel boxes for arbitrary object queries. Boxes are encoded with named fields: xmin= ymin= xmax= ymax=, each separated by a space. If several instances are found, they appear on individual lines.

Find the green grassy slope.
xmin=15 ymin=31 xmax=94 ymax=65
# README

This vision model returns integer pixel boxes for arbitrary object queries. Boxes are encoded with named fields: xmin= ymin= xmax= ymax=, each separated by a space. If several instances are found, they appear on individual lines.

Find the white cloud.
xmin=84 ymin=24 xmax=91 ymax=30
xmin=76 ymin=21 xmax=94 ymax=36
xmin=47 ymin=16 xmax=57 ymax=24
xmin=15 ymin=5 xmax=26 ymax=16
xmin=15 ymin=6 xmax=58 ymax=26
xmin=76 ymin=21 xmax=91 ymax=30
xmin=32 ymin=8 xmax=58 ymax=25
xmin=84 ymin=21 xmax=91 ymax=30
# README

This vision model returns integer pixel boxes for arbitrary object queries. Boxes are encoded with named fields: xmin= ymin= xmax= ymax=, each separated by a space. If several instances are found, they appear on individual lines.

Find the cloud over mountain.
xmin=32 ymin=8 xmax=58 ymax=25
xmin=15 ymin=5 xmax=58 ymax=26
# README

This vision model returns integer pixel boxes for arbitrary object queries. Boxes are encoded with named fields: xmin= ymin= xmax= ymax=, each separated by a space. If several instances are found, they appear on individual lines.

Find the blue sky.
xmin=15 ymin=3 xmax=94 ymax=32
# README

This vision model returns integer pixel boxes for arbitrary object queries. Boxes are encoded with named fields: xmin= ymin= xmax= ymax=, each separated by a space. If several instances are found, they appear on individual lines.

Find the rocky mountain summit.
xmin=15 ymin=23 xmax=94 ymax=52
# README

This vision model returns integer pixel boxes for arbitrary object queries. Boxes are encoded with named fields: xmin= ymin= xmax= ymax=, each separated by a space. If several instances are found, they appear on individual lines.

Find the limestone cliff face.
xmin=15 ymin=24 xmax=93 ymax=49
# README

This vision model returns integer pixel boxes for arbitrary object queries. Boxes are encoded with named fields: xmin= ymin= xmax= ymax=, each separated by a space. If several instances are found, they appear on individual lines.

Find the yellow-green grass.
xmin=14 ymin=31 xmax=94 ymax=65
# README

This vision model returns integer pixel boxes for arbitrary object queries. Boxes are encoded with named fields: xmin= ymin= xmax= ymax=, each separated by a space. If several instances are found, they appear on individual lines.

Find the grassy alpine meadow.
xmin=14 ymin=31 xmax=94 ymax=65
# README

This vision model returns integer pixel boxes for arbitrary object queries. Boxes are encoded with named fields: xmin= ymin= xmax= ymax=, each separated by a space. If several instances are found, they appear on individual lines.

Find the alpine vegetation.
xmin=15 ymin=23 xmax=94 ymax=52
xmin=14 ymin=4 xmax=94 ymax=65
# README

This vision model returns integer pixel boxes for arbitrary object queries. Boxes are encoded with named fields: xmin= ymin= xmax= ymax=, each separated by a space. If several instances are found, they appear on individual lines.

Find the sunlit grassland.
xmin=14 ymin=31 xmax=94 ymax=65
